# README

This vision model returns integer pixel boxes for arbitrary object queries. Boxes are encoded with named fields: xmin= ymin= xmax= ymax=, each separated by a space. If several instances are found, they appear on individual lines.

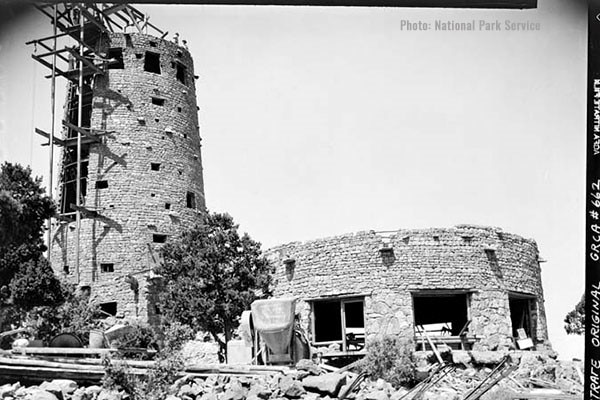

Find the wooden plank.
xmin=0 ymin=328 xmax=28 ymax=338
xmin=35 ymin=128 xmax=66 ymax=147
xmin=510 ymin=393 xmax=580 ymax=400
xmin=13 ymin=347 xmax=117 ymax=356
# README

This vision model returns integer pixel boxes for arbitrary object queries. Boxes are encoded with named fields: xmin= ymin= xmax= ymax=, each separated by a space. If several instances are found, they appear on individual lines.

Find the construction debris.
xmin=0 ymin=350 xmax=583 ymax=400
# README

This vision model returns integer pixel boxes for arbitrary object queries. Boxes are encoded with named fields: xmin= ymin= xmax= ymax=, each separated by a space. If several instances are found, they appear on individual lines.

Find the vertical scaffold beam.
xmin=75 ymin=4 xmax=83 ymax=284
xmin=47 ymin=4 xmax=57 ymax=255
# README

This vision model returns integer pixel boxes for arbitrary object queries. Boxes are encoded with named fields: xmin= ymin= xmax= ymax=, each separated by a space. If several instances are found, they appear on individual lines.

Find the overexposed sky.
xmin=0 ymin=0 xmax=587 ymax=359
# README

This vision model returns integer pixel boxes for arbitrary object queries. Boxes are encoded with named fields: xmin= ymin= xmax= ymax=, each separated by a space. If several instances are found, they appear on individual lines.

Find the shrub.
xmin=109 ymin=320 xmax=158 ymax=360
xmin=357 ymin=335 xmax=417 ymax=388
xmin=26 ymin=285 xmax=103 ymax=345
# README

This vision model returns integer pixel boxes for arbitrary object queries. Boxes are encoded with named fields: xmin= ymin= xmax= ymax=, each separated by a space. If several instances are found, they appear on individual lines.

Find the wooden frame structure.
xmin=27 ymin=3 xmax=167 ymax=283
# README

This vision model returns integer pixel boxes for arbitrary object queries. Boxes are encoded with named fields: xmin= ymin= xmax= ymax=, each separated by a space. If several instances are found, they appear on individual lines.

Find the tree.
xmin=156 ymin=212 xmax=274 ymax=360
xmin=564 ymin=294 xmax=585 ymax=335
xmin=0 ymin=162 xmax=63 ymax=316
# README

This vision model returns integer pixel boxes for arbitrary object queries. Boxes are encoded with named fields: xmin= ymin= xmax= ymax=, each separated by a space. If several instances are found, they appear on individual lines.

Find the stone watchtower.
xmin=50 ymin=31 xmax=205 ymax=324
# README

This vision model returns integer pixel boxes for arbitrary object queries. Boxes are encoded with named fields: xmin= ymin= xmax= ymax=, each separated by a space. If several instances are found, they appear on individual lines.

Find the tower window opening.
xmin=95 ymin=180 xmax=108 ymax=189
xmin=176 ymin=62 xmax=186 ymax=84
xmin=99 ymin=302 xmax=117 ymax=317
xmin=107 ymin=48 xmax=124 ymax=69
xmin=177 ymin=106 xmax=182 ymax=112
xmin=151 ymin=97 xmax=165 ymax=106
xmin=165 ymin=203 xmax=171 ymax=210
xmin=144 ymin=52 xmax=161 ymax=74
xmin=151 ymin=163 xmax=161 ymax=171
xmin=63 ymin=265 xmax=70 ymax=275
xmin=186 ymin=191 xmax=196 ymax=209
xmin=153 ymin=234 xmax=167 ymax=243
xmin=100 ymin=263 xmax=114 ymax=273
xmin=149 ymin=41 xmax=158 ymax=47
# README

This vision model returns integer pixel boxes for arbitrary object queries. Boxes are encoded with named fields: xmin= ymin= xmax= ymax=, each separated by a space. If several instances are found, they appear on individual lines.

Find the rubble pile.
xmin=0 ymin=352 xmax=583 ymax=400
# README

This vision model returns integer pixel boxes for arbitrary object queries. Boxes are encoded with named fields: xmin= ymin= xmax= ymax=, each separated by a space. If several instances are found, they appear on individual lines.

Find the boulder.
xmin=283 ymin=382 xmax=306 ymax=398
xmin=179 ymin=383 xmax=203 ymax=398
xmin=296 ymin=359 xmax=321 ymax=376
xmin=84 ymin=386 xmax=103 ymax=397
xmin=97 ymin=390 xmax=123 ymax=400
xmin=28 ymin=390 xmax=60 ymax=400
xmin=0 ymin=382 xmax=19 ymax=398
xmin=247 ymin=384 xmax=271 ymax=400
xmin=199 ymin=393 xmax=218 ymax=400
xmin=469 ymin=351 xmax=506 ymax=365
xmin=364 ymin=390 xmax=389 ymax=400
xmin=50 ymin=379 xmax=78 ymax=395
xmin=220 ymin=381 xmax=246 ymax=400
xmin=39 ymin=382 xmax=64 ymax=400
xmin=451 ymin=351 xmax=472 ymax=366
xmin=302 ymin=373 xmax=346 ymax=397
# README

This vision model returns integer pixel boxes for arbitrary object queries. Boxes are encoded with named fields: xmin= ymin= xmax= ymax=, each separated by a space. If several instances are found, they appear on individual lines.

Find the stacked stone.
xmin=266 ymin=225 xmax=548 ymax=351
xmin=50 ymin=32 xmax=205 ymax=324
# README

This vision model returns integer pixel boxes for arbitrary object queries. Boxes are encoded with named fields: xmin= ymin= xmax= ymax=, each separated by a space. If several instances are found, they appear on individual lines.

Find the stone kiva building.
xmin=267 ymin=225 xmax=549 ymax=355
xmin=49 ymin=30 xmax=205 ymax=324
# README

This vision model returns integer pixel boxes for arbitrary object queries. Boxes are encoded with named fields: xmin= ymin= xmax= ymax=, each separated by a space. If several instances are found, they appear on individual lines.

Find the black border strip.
xmin=587 ymin=2 xmax=600 ymax=400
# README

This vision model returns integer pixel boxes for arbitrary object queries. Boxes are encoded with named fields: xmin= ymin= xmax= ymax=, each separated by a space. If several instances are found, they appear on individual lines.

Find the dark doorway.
xmin=509 ymin=296 xmax=534 ymax=338
xmin=314 ymin=301 xmax=342 ymax=342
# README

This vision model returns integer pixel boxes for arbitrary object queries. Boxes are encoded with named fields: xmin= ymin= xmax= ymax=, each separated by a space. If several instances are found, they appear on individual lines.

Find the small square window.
xmin=80 ymin=286 xmax=91 ymax=296
xmin=149 ymin=41 xmax=158 ymax=47
xmin=153 ymin=234 xmax=167 ymax=243
xmin=96 ymin=180 xmax=108 ymax=189
xmin=151 ymin=163 xmax=161 ymax=171
xmin=165 ymin=203 xmax=171 ymax=210
xmin=186 ymin=191 xmax=196 ymax=209
xmin=144 ymin=51 xmax=161 ymax=74
xmin=107 ymin=48 xmax=124 ymax=69
xmin=176 ymin=63 xmax=186 ymax=84
xmin=101 ymin=263 xmax=114 ymax=273
xmin=151 ymin=97 xmax=165 ymax=106
xmin=63 ymin=265 xmax=70 ymax=274
xmin=177 ymin=106 xmax=182 ymax=112
xmin=100 ymin=302 xmax=117 ymax=317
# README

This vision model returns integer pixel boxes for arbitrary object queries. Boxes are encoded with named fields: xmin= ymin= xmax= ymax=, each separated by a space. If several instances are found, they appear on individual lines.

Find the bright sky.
xmin=0 ymin=0 xmax=587 ymax=359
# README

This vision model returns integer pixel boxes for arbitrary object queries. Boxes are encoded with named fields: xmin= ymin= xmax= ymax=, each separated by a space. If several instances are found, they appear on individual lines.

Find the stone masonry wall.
xmin=266 ymin=225 xmax=549 ymax=351
xmin=50 ymin=33 xmax=205 ymax=324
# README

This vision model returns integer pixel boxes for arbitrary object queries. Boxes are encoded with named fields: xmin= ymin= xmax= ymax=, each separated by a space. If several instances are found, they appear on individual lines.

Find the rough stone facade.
xmin=266 ymin=225 xmax=549 ymax=352
xmin=50 ymin=32 xmax=205 ymax=324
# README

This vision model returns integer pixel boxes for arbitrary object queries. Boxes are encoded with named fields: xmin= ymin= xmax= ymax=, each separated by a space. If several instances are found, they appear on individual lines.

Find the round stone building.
xmin=50 ymin=32 xmax=205 ymax=324
xmin=267 ymin=225 xmax=549 ymax=355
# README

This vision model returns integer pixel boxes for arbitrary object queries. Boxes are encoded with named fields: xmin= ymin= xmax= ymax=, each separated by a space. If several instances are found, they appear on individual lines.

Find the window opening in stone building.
xmin=177 ymin=106 xmax=182 ymax=112
xmin=153 ymin=234 xmax=167 ymax=243
xmin=149 ymin=41 xmax=158 ymax=47
xmin=107 ymin=48 xmax=124 ymax=69
xmin=509 ymin=294 xmax=535 ymax=344
xmin=80 ymin=286 xmax=91 ymax=297
xmin=63 ymin=265 xmax=69 ymax=275
xmin=165 ymin=203 xmax=171 ymax=210
xmin=186 ymin=191 xmax=196 ymax=208
xmin=100 ymin=263 xmax=114 ymax=273
xmin=151 ymin=163 xmax=161 ymax=171
xmin=100 ymin=302 xmax=117 ymax=317
xmin=176 ymin=62 xmax=186 ymax=84
xmin=311 ymin=297 xmax=365 ymax=353
xmin=412 ymin=292 xmax=473 ymax=350
xmin=95 ymin=180 xmax=108 ymax=189
xmin=151 ymin=97 xmax=165 ymax=106
xmin=144 ymin=51 xmax=161 ymax=74
xmin=135 ymin=53 xmax=143 ymax=59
